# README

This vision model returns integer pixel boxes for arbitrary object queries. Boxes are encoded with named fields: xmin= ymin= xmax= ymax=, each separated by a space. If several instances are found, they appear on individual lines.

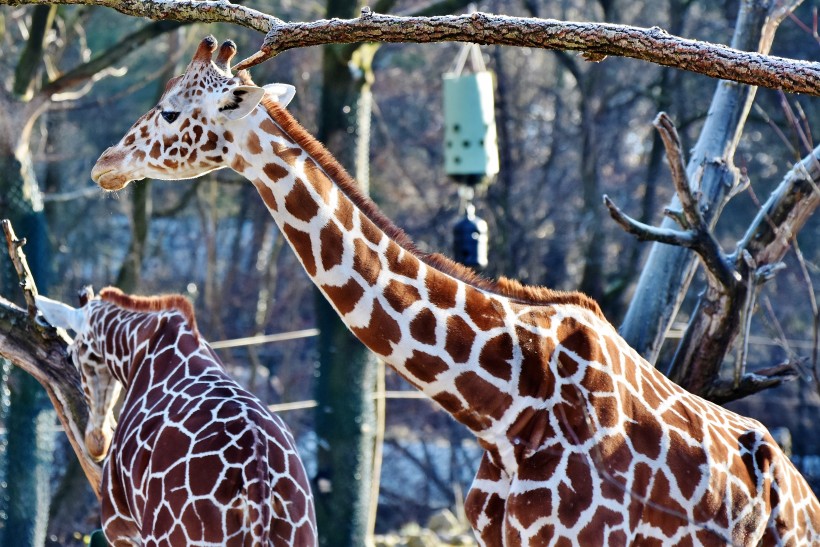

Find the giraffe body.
xmin=91 ymin=36 xmax=820 ymax=546
xmin=37 ymin=288 xmax=317 ymax=546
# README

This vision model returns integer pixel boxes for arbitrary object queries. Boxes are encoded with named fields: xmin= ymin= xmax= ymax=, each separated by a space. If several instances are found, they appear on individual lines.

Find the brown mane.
xmin=99 ymin=287 xmax=200 ymax=340
xmin=257 ymin=96 xmax=604 ymax=318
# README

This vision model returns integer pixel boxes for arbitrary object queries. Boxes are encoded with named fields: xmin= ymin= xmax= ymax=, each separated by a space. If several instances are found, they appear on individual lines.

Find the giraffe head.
xmin=36 ymin=293 xmax=121 ymax=461
xmin=36 ymin=288 xmax=199 ymax=462
xmin=91 ymin=36 xmax=295 ymax=191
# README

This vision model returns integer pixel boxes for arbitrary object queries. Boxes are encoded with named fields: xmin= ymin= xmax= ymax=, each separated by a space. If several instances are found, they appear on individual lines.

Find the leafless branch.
xmin=0 ymin=222 xmax=102 ymax=498
xmin=2 ymin=219 xmax=39 ymax=317
xmin=606 ymin=114 xmax=737 ymax=289
xmin=706 ymin=361 xmax=801 ymax=404
xmin=5 ymin=1 xmax=820 ymax=96
xmin=602 ymin=195 xmax=695 ymax=246
xmin=654 ymin=113 xmax=695 ymax=228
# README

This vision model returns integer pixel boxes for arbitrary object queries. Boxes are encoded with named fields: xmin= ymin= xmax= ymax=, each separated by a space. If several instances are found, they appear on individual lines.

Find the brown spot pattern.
xmin=284 ymin=179 xmax=320 ymax=222
xmin=465 ymin=290 xmax=505 ymax=331
xmin=246 ymin=131 xmax=263 ymax=154
xmin=478 ymin=333 xmax=513 ymax=381
xmin=321 ymin=279 xmax=364 ymax=315
xmin=404 ymin=351 xmax=449 ymax=383
xmin=445 ymin=315 xmax=476 ymax=363
xmin=455 ymin=371 xmax=512 ymax=421
xmin=319 ymin=221 xmax=344 ymax=271
xmin=282 ymin=225 xmax=316 ymax=276
xmin=385 ymin=242 xmax=420 ymax=278
xmin=351 ymin=299 xmax=400 ymax=356
xmin=426 ymin=271 xmax=457 ymax=309
xmin=409 ymin=308 xmax=437 ymax=345
xmin=263 ymin=162 xmax=288 ymax=182
xmin=252 ymin=180 xmax=278 ymax=212
xmin=383 ymin=280 xmax=421 ymax=313
xmin=353 ymin=239 xmax=382 ymax=286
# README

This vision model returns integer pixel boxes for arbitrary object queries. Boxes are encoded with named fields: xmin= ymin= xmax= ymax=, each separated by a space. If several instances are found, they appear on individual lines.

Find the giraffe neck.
xmin=89 ymin=303 xmax=202 ymax=388
xmin=226 ymin=99 xmax=601 ymax=449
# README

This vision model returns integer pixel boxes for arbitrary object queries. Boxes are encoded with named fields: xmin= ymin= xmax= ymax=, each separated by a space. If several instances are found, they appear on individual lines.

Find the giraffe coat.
xmin=90 ymin=36 xmax=820 ymax=546
xmin=38 ymin=289 xmax=317 ymax=546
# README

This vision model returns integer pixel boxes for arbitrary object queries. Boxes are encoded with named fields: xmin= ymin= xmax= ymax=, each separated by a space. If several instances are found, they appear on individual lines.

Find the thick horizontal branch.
xmin=3 ymin=0 xmax=279 ymax=32
xmin=243 ymin=11 xmax=820 ymax=95
xmin=4 ymin=1 xmax=820 ymax=96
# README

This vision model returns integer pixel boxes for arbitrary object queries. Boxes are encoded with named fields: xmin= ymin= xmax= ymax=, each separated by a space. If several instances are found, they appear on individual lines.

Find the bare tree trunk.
xmin=312 ymin=18 xmax=378 ymax=546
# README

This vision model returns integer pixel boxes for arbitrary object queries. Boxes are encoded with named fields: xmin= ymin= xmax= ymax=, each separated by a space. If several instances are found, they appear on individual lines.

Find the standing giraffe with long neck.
xmin=92 ymin=36 xmax=820 ymax=545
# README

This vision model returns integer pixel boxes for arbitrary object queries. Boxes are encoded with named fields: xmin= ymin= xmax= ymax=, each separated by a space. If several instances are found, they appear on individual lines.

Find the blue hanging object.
xmin=453 ymin=203 xmax=488 ymax=269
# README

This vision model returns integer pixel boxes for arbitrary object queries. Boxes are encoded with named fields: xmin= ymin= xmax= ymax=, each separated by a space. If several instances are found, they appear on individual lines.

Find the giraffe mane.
xmin=258 ymin=97 xmax=604 ymax=318
xmin=98 ymin=287 xmax=200 ymax=340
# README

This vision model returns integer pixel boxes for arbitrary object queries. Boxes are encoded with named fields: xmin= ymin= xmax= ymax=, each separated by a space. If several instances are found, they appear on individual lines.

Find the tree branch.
xmin=238 ymin=10 xmax=820 ymax=97
xmin=705 ymin=361 xmax=801 ymax=405
xmin=39 ymin=20 xmax=185 ymax=99
xmin=0 ymin=222 xmax=102 ymax=499
xmin=668 ymin=143 xmax=820 ymax=399
xmin=603 ymin=195 xmax=695 ymax=246
xmin=4 ymin=1 xmax=820 ymax=96
xmin=606 ymin=113 xmax=738 ymax=290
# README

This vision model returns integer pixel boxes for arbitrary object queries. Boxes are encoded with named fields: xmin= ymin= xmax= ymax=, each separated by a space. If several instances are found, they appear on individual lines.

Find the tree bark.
xmin=7 ymin=1 xmax=820 ymax=96
xmin=670 ymin=143 xmax=820 ymax=400
xmin=311 ymin=0 xmax=378 ymax=541
xmin=0 ymin=296 xmax=101 ymax=496
xmin=619 ymin=0 xmax=800 ymax=364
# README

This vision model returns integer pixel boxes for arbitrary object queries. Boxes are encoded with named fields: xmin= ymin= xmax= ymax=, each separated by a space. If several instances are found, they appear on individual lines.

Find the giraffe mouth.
xmin=91 ymin=167 xmax=133 ymax=192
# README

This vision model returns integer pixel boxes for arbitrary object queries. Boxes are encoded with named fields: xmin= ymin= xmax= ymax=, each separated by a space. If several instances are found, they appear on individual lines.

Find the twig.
xmin=654 ymin=113 xmax=696 ymax=229
xmin=606 ymin=115 xmax=737 ymax=289
xmin=2 ymin=219 xmax=39 ymax=318
xmin=602 ymin=196 xmax=694 ymax=246
xmin=707 ymin=361 xmax=800 ymax=404
xmin=5 ymin=1 xmax=820 ymax=95
xmin=790 ymin=238 xmax=819 ymax=394
xmin=735 ymin=251 xmax=757 ymax=389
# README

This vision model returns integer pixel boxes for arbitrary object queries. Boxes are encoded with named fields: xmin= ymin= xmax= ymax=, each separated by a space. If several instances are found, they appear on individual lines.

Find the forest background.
xmin=1 ymin=0 xmax=820 ymax=545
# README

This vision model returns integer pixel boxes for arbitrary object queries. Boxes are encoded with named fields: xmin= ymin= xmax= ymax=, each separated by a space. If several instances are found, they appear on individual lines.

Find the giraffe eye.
xmin=161 ymin=111 xmax=180 ymax=123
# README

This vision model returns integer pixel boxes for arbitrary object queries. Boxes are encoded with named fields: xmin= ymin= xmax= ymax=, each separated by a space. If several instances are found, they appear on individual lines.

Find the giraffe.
xmin=90 ymin=36 xmax=820 ymax=545
xmin=36 ymin=287 xmax=317 ymax=546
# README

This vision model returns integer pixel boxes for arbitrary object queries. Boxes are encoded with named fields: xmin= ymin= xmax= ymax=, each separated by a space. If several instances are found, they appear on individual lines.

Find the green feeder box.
xmin=443 ymin=71 xmax=499 ymax=186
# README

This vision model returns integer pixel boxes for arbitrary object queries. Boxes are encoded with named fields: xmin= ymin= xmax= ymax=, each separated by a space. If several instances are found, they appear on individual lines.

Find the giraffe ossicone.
xmin=92 ymin=36 xmax=820 ymax=546
xmin=37 ymin=288 xmax=317 ymax=545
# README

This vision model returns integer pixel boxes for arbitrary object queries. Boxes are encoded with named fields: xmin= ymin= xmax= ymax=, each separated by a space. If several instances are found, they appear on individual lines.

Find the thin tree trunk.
xmin=311 ymin=0 xmax=378 ymax=542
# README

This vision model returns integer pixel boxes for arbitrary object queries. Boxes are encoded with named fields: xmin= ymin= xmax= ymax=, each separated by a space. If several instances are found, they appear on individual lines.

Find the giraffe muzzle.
xmin=85 ymin=426 xmax=112 ymax=462
xmin=92 ymin=148 xmax=134 ymax=191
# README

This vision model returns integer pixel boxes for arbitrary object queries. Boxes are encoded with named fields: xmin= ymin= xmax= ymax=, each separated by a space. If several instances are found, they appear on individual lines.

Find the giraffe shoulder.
xmin=99 ymin=287 xmax=200 ymax=341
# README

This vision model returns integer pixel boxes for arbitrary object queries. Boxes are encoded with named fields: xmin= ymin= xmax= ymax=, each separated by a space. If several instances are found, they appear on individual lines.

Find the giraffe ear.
xmin=35 ymin=295 xmax=86 ymax=333
xmin=263 ymin=83 xmax=295 ymax=108
xmin=218 ymin=85 xmax=265 ymax=120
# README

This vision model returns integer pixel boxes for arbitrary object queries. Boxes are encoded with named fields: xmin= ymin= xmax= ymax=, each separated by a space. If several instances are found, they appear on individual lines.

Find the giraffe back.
xmin=64 ymin=288 xmax=317 ymax=545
